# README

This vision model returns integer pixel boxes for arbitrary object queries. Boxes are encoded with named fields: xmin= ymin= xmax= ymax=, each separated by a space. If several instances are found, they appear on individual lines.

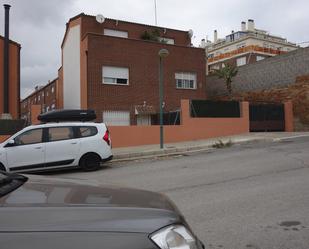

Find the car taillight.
xmin=103 ymin=130 xmax=110 ymax=145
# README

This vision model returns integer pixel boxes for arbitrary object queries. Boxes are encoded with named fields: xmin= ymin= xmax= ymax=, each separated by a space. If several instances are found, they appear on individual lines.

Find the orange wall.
xmin=109 ymin=100 xmax=250 ymax=148
xmin=30 ymin=105 xmax=42 ymax=125
xmin=0 ymin=135 xmax=10 ymax=143
xmin=284 ymin=101 xmax=294 ymax=132
xmin=0 ymin=38 xmax=20 ymax=119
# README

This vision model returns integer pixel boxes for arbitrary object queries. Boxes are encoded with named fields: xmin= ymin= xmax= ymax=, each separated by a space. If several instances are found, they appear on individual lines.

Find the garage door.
xmin=103 ymin=111 xmax=130 ymax=126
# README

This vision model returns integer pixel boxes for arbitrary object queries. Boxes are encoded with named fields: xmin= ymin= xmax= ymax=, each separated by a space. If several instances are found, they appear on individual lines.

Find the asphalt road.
xmin=49 ymin=136 xmax=309 ymax=249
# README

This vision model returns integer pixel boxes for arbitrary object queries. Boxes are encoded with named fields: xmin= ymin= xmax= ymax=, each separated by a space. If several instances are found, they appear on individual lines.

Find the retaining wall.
xmin=206 ymin=47 xmax=309 ymax=97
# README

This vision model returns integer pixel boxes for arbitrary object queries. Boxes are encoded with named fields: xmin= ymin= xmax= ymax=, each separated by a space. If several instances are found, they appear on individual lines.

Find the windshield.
xmin=0 ymin=172 xmax=28 ymax=198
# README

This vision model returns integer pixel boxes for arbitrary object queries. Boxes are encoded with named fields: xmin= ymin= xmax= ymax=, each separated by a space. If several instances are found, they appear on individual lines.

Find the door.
xmin=45 ymin=126 xmax=80 ymax=168
xmin=6 ymin=128 xmax=45 ymax=171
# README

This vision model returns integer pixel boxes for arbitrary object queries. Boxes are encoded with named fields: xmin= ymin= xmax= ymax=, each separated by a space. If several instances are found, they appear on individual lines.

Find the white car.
xmin=0 ymin=122 xmax=112 ymax=173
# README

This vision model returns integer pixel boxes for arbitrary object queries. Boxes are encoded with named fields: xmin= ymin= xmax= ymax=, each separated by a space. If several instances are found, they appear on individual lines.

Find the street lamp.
xmin=158 ymin=48 xmax=169 ymax=149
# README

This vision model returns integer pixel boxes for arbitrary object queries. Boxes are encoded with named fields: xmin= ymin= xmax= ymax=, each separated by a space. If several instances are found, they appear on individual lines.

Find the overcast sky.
xmin=1 ymin=0 xmax=309 ymax=99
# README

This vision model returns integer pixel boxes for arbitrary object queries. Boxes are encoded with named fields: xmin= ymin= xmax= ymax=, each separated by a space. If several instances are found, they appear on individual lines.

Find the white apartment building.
xmin=201 ymin=19 xmax=299 ymax=73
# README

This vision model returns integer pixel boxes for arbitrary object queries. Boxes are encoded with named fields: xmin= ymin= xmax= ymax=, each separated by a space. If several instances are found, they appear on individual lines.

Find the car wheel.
xmin=0 ymin=163 xmax=6 ymax=172
xmin=79 ymin=153 xmax=101 ymax=171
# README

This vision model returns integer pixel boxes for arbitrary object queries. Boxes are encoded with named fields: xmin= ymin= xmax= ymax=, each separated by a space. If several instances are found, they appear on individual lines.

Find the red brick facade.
xmin=85 ymin=34 xmax=206 ymax=123
xmin=20 ymin=79 xmax=58 ymax=124
xmin=60 ymin=14 xmax=207 ymax=124
xmin=0 ymin=36 xmax=20 ymax=119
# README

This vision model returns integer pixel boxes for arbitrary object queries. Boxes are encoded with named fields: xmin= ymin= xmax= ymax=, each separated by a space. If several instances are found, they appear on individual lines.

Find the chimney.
xmin=200 ymin=39 xmax=206 ymax=48
xmin=214 ymin=30 xmax=218 ymax=43
xmin=241 ymin=21 xmax=246 ymax=31
xmin=247 ymin=19 xmax=255 ymax=31
xmin=3 ymin=4 xmax=10 ymax=115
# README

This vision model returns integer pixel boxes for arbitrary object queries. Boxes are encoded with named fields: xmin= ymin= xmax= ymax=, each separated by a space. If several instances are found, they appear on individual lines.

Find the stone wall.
xmin=206 ymin=47 xmax=309 ymax=97
xmin=213 ymin=75 xmax=309 ymax=131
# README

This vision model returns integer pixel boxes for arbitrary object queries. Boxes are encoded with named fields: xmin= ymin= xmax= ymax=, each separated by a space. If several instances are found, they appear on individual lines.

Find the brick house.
xmin=58 ymin=13 xmax=207 ymax=125
xmin=0 ymin=35 xmax=21 ymax=119
xmin=20 ymin=78 xmax=58 ymax=124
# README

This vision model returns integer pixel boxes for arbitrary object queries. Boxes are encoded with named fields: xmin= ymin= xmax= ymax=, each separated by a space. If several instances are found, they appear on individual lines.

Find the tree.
xmin=214 ymin=63 xmax=238 ymax=96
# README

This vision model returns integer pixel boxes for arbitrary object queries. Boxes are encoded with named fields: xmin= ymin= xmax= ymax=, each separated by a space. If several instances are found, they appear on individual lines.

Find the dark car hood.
xmin=0 ymin=176 xmax=183 ymax=233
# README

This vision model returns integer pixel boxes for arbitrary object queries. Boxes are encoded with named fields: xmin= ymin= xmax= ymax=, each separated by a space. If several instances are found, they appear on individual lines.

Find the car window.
xmin=79 ymin=126 xmax=98 ymax=137
xmin=48 ymin=127 xmax=74 ymax=142
xmin=14 ymin=129 xmax=43 ymax=145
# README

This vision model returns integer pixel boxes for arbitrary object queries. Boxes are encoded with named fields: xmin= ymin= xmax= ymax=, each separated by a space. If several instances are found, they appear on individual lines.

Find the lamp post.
xmin=158 ymin=48 xmax=169 ymax=149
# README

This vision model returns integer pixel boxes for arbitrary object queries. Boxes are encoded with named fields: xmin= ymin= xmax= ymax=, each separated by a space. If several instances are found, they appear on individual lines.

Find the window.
xmin=158 ymin=37 xmax=175 ymax=45
xmin=46 ymin=91 xmax=49 ymax=96
xmin=14 ymin=129 xmax=42 ymax=145
xmin=256 ymin=55 xmax=265 ymax=61
xmin=51 ymin=86 xmax=55 ymax=93
xmin=103 ymin=66 xmax=129 ymax=85
xmin=51 ymin=104 xmax=56 ymax=110
xmin=236 ymin=57 xmax=246 ymax=67
xmin=104 ymin=29 xmax=128 ymax=38
xmin=175 ymin=72 xmax=197 ymax=89
xmin=38 ymin=95 xmax=41 ymax=101
xmin=79 ymin=126 xmax=98 ymax=137
xmin=48 ymin=127 xmax=74 ymax=142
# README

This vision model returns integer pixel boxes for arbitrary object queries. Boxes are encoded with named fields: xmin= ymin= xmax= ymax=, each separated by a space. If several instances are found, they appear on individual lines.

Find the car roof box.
xmin=38 ymin=109 xmax=96 ymax=122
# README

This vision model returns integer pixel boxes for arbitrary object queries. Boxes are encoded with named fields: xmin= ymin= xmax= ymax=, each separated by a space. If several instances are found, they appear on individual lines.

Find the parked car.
xmin=0 ymin=171 xmax=204 ymax=249
xmin=0 ymin=121 xmax=112 ymax=173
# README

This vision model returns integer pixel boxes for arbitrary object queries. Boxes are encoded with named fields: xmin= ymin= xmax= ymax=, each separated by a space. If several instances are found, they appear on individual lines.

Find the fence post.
xmin=284 ymin=101 xmax=294 ymax=132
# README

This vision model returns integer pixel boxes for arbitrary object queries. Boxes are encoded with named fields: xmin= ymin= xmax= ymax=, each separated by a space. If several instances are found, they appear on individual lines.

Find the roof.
xmin=0 ymin=35 xmax=21 ymax=47
xmin=21 ymin=78 xmax=58 ymax=102
xmin=61 ymin=12 xmax=191 ymax=48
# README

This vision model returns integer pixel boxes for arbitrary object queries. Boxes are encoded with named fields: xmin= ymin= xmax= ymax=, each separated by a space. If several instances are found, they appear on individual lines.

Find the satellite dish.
xmin=96 ymin=14 xmax=105 ymax=24
xmin=188 ymin=29 xmax=194 ymax=38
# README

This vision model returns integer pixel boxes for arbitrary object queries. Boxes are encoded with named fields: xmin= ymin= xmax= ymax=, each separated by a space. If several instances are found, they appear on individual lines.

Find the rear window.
xmin=79 ymin=126 xmax=98 ymax=138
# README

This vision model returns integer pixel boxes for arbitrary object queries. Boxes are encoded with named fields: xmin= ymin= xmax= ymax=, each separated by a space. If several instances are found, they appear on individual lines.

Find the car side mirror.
xmin=5 ymin=140 xmax=16 ymax=147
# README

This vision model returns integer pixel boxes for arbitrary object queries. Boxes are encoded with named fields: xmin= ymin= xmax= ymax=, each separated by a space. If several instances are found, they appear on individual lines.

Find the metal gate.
xmin=249 ymin=103 xmax=285 ymax=132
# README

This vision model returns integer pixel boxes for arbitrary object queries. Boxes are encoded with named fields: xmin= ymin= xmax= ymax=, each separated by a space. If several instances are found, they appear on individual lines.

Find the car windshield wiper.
xmin=0 ymin=172 xmax=28 ymax=198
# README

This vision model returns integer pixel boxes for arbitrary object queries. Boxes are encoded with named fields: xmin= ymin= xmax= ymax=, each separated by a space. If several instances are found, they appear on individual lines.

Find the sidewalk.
xmin=111 ymin=132 xmax=309 ymax=162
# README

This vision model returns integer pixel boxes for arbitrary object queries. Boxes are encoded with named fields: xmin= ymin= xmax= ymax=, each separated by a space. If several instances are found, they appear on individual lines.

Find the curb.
xmin=110 ymin=137 xmax=275 ymax=163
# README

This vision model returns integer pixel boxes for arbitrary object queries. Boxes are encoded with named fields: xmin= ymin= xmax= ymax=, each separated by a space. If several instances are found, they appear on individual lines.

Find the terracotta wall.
xmin=109 ymin=100 xmax=250 ymax=148
xmin=30 ymin=105 xmax=42 ymax=125
xmin=0 ymin=135 xmax=10 ymax=143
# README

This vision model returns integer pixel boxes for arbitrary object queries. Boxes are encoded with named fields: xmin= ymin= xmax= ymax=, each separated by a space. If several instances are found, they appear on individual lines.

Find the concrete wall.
xmin=206 ymin=47 xmax=309 ymax=97
xmin=213 ymin=75 xmax=308 ymax=131
xmin=109 ymin=99 xmax=250 ymax=148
